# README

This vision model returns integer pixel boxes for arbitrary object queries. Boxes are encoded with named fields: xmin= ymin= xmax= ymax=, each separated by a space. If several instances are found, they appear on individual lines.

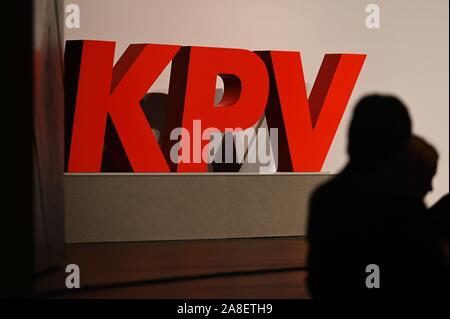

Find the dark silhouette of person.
xmin=429 ymin=194 xmax=449 ymax=243
xmin=429 ymin=193 xmax=449 ymax=296
xmin=429 ymin=193 xmax=449 ymax=262
xmin=405 ymin=135 xmax=438 ymax=201
xmin=402 ymin=135 xmax=448 ymax=297
xmin=306 ymin=94 xmax=441 ymax=298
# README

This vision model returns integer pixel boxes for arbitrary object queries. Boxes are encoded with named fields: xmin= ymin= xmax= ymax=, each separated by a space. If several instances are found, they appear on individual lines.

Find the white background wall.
xmin=64 ymin=0 xmax=449 ymax=205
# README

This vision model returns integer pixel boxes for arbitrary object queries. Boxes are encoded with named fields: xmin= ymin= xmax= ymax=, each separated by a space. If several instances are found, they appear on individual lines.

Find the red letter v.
xmin=257 ymin=51 xmax=366 ymax=172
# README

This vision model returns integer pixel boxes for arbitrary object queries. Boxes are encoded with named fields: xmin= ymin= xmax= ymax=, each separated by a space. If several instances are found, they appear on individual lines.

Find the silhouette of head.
xmin=348 ymin=94 xmax=412 ymax=165
xmin=140 ymin=92 xmax=169 ymax=146
xmin=406 ymin=135 xmax=438 ymax=200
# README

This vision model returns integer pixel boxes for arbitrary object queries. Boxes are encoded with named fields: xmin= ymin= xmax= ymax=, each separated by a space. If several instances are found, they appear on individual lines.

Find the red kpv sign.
xmin=64 ymin=40 xmax=365 ymax=173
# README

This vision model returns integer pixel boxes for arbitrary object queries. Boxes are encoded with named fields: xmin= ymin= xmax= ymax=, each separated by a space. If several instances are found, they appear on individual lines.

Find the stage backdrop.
xmin=63 ymin=0 xmax=449 ymax=242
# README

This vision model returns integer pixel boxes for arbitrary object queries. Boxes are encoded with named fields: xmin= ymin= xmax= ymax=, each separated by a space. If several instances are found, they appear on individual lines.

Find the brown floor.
xmin=35 ymin=237 xmax=310 ymax=298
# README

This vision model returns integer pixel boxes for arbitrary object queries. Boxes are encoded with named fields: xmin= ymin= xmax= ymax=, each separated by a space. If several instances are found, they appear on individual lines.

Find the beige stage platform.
xmin=64 ymin=174 xmax=330 ymax=243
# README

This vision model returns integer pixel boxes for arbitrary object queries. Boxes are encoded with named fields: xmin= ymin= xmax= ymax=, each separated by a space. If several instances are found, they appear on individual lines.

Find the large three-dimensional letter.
xmin=257 ymin=51 xmax=366 ymax=171
xmin=162 ymin=46 xmax=269 ymax=172
xmin=65 ymin=40 xmax=180 ymax=172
